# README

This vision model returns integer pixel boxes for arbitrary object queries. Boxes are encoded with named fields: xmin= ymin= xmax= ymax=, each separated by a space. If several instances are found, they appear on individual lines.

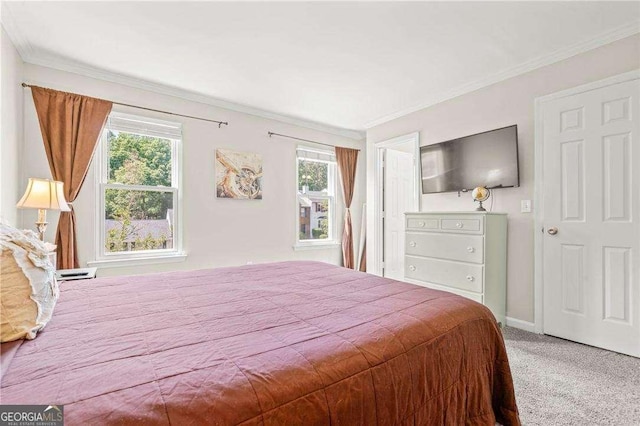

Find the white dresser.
xmin=404 ymin=212 xmax=507 ymax=325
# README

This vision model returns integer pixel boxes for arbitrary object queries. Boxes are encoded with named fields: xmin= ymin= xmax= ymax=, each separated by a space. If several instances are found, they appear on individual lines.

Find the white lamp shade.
xmin=16 ymin=178 xmax=71 ymax=212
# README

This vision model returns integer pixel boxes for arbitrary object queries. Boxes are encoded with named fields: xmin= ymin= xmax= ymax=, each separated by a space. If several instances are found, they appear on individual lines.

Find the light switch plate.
xmin=521 ymin=200 xmax=532 ymax=213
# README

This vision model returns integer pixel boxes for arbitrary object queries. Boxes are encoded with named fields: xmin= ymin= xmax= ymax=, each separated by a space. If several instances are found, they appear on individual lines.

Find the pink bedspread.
xmin=0 ymin=261 xmax=519 ymax=425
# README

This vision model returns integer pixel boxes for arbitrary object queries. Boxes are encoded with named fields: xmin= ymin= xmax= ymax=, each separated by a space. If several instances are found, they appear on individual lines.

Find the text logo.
xmin=0 ymin=405 xmax=63 ymax=426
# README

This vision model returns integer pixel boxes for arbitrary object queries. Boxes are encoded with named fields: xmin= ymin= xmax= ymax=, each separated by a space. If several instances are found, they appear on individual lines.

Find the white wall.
xmin=21 ymin=64 xmax=365 ymax=276
xmin=0 ymin=24 xmax=23 ymax=226
xmin=367 ymin=34 xmax=640 ymax=323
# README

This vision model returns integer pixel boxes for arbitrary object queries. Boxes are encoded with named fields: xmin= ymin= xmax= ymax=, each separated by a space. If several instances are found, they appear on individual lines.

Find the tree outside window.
xmin=296 ymin=148 xmax=336 ymax=245
xmin=98 ymin=113 xmax=181 ymax=259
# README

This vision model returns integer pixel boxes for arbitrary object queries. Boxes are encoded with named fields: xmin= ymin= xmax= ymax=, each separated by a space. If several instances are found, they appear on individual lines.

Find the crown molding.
xmin=28 ymin=54 xmax=366 ymax=140
xmin=0 ymin=2 xmax=36 ymax=61
xmin=364 ymin=20 xmax=640 ymax=129
xmin=1 ymin=7 xmax=364 ymax=141
xmin=4 ymin=4 xmax=638 ymax=136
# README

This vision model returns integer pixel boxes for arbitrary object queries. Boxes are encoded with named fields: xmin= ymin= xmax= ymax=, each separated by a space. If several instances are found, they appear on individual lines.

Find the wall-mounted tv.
xmin=420 ymin=125 xmax=519 ymax=194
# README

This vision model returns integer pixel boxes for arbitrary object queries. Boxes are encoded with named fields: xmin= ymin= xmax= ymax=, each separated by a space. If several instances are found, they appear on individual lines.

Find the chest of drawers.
xmin=404 ymin=212 xmax=507 ymax=325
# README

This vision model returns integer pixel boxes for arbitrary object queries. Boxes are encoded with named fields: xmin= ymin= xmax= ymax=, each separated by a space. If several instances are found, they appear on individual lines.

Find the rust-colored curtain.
xmin=31 ymin=86 xmax=112 ymax=269
xmin=358 ymin=240 xmax=366 ymax=272
xmin=335 ymin=147 xmax=359 ymax=269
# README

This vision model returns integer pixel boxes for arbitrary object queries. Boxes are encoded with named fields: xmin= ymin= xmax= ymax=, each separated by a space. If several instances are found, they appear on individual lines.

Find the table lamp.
xmin=16 ymin=178 xmax=71 ymax=241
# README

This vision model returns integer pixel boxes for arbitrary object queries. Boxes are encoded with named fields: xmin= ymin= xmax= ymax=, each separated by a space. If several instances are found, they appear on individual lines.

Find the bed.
xmin=0 ymin=261 xmax=519 ymax=425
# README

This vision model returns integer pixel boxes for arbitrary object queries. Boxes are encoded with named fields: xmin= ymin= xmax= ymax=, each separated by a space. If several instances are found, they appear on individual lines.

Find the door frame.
xmin=372 ymin=132 xmax=421 ymax=277
xmin=533 ymin=69 xmax=640 ymax=334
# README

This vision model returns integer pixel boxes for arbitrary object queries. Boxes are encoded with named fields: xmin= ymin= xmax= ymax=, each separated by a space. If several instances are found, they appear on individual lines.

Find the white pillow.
xmin=0 ymin=223 xmax=59 ymax=342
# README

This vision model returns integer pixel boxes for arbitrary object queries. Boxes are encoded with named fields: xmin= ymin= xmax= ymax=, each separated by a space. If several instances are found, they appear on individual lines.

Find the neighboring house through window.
xmin=296 ymin=147 xmax=337 ymax=246
xmin=95 ymin=112 xmax=182 ymax=261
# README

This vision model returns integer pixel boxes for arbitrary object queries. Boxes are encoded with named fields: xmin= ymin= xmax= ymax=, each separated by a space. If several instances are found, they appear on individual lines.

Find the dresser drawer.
xmin=408 ymin=279 xmax=483 ymax=304
xmin=443 ymin=287 xmax=483 ymax=304
xmin=406 ymin=217 xmax=439 ymax=231
xmin=404 ymin=255 xmax=483 ymax=293
xmin=405 ymin=214 xmax=484 ymax=234
xmin=405 ymin=232 xmax=484 ymax=264
xmin=440 ymin=217 xmax=483 ymax=233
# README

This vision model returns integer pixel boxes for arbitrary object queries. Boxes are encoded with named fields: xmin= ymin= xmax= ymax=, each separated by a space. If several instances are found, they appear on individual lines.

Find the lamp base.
xmin=34 ymin=208 xmax=49 ymax=241
xmin=35 ymin=221 xmax=48 ymax=241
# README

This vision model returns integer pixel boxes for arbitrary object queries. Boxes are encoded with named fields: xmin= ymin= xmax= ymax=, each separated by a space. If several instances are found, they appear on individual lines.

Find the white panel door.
xmin=543 ymin=77 xmax=640 ymax=357
xmin=383 ymin=149 xmax=416 ymax=280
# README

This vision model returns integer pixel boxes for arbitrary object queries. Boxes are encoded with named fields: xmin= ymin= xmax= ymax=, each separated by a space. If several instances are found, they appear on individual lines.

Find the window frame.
xmin=92 ymin=112 xmax=184 ymax=265
xmin=295 ymin=146 xmax=339 ymax=249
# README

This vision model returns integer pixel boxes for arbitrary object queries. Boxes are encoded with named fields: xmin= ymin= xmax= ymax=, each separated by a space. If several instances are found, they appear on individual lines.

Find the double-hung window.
xmin=96 ymin=112 xmax=182 ymax=261
xmin=296 ymin=147 xmax=337 ymax=247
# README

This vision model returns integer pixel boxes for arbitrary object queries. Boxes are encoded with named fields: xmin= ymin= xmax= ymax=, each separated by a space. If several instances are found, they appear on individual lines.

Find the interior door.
xmin=542 ymin=77 xmax=640 ymax=357
xmin=383 ymin=149 xmax=416 ymax=280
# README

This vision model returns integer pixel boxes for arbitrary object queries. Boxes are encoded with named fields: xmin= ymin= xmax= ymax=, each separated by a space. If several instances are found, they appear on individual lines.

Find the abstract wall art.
xmin=215 ymin=149 xmax=263 ymax=199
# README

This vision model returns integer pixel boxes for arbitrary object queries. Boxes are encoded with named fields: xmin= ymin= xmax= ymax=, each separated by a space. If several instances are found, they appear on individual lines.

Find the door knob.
xmin=467 ymin=247 xmax=475 ymax=253
xmin=547 ymin=227 xmax=558 ymax=235
xmin=409 ymin=265 xmax=416 ymax=271
xmin=409 ymin=241 xmax=417 ymax=247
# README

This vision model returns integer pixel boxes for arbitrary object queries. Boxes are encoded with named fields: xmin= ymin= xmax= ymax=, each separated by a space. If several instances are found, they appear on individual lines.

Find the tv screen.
xmin=420 ymin=125 xmax=519 ymax=194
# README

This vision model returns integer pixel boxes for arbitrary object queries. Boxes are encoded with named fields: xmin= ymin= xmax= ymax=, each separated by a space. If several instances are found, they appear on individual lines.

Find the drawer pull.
xmin=467 ymin=247 xmax=475 ymax=253
xmin=409 ymin=265 xmax=416 ymax=272
xmin=418 ymin=221 xmax=425 ymax=227
xmin=466 ymin=275 xmax=474 ymax=282
xmin=456 ymin=222 xmax=463 ymax=228
xmin=409 ymin=241 xmax=417 ymax=247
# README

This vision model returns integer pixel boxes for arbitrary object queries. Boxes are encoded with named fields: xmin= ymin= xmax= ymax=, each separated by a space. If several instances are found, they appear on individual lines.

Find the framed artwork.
xmin=215 ymin=149 xmax=263 ymax=199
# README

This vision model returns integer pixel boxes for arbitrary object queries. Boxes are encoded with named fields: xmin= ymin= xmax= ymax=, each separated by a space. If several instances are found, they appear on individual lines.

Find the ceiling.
xmin=2 ymin=1 xmax=639 ymax=135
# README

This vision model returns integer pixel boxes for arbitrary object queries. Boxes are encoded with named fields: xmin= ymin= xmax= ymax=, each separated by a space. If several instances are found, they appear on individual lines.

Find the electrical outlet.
xmin=521 ymin=200 xmax=532 ymax=213
xmin=246 ymin=261 xmax=254 ymax=265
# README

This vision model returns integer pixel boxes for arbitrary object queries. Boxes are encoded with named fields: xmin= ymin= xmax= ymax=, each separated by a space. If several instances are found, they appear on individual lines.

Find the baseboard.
xmin=505 ymin=317 xmax=537 ymax=333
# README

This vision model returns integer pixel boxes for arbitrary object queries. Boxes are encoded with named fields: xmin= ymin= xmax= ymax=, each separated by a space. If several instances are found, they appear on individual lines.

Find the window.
xmin=296 ymin=147 xmax=337 ymax=246
xmin=96 ymin=112 xmax=182 ymax=261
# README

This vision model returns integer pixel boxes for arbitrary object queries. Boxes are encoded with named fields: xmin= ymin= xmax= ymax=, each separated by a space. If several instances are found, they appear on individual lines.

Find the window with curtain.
xmin=96 ymin=112 xmax=182 ymax=259
xmin=296 ymin=147 xmax=337 ymax=246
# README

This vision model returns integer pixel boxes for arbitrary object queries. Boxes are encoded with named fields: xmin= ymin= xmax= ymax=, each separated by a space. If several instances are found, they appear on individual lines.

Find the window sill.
xmin=87 ymin=253 xmax=187 ymax=269
xmin=293 ymin=241 xmax=341 ymax=251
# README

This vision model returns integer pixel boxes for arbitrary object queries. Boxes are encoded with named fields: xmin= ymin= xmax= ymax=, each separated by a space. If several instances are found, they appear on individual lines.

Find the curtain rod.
xmin=268 ymin=132 xmax=360 ymax=151
xmin=22 ymin=83 xmax=229 ymax=128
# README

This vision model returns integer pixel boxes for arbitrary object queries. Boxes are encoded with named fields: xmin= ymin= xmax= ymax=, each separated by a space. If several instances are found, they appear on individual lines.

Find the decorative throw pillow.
xmin=0 ymin=223 xmax=59 ymax=342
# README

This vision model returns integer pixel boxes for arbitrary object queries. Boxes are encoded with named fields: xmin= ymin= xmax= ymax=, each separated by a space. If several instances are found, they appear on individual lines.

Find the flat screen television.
xmin=420 ymin=125 xmax=519 ymax=194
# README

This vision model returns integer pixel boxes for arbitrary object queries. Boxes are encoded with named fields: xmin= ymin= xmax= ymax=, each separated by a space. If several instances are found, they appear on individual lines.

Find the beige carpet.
xmin=502 ymin=327 xmax=640 ymax=426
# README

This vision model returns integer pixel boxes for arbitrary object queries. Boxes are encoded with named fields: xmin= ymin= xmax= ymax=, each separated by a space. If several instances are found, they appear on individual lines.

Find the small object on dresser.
xmin=55 ymin=267 xmax=97 ymax=282
xmin=471 ymin=186 xmax=490 ymax=211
